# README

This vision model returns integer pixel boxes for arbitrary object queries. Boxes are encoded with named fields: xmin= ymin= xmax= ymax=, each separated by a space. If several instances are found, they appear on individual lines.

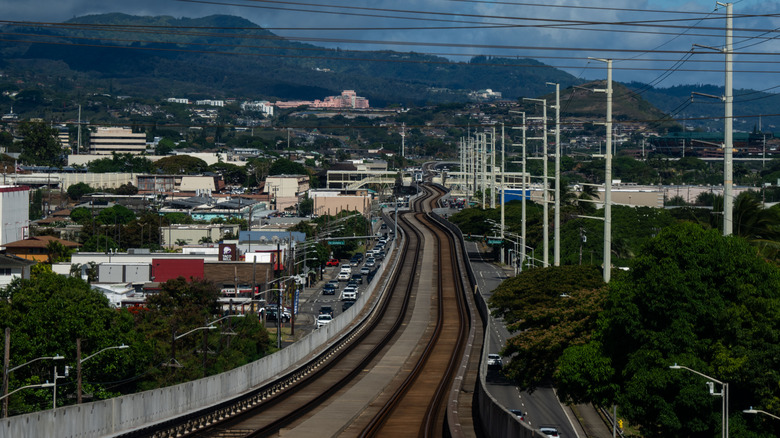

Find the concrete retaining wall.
xmin=0 ymin=235 xmax=401 ymax=438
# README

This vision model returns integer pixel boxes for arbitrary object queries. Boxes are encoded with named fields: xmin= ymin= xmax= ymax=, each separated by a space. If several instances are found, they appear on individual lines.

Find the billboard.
xmin=219 ymin=243 xmax=237 ymax=261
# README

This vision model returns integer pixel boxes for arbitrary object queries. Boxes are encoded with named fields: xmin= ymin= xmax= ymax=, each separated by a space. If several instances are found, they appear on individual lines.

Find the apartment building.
xmin=89 ymin=127 xmax=147 ymax=155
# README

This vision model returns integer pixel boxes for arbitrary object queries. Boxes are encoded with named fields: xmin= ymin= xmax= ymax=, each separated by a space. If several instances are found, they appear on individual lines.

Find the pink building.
xmin=275 ymin=90 xmax=369 ymax=110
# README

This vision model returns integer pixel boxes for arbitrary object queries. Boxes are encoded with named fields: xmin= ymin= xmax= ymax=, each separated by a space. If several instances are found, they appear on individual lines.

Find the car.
xmin=380 ymin=223 xmax=388 ymax=229
xmin=487 ymin=353 xmax=503 ymax=369
xmin=326 ymin=258 xmax=340 ymax=267
xmin=323 ymin=283 xmax=337 ymax=295
xmin=365 ymin=258 xmax=376 ymax=267
xmin=319 ymin=305 xmax=333 ymax=316
xmin=342 ymin=300 xmax=355 ymax=311
xmin=265 ymin=308 xmax=291 ymax=323
xmin=337 ymin=271 xmax=351 ymax=281
xmin=341 ymin=288 xmax=357 ymax=300
xmin=351 ymin=274 xmax=363 ymax=284
xmin=360 ymin=266 xmax=370 ymax=275
xmin=374 ymin=251 xmax=385 ymax=260
xmin=354 ymin=253 xmax=364 ymax=261
xmin=509 ymin=409 xmax=526 ymax=422
xmin=539 ymin=427 xmax=559 ymax=438
xmin=316 ymin=314 xmax=333 ymax=329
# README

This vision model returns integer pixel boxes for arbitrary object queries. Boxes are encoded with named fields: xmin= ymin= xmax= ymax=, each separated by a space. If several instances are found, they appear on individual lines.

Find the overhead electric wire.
xmin=8 ymin=19 xmax=779 ymax=44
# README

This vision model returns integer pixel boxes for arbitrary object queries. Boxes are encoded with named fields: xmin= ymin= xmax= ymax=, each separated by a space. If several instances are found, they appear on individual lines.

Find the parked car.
xmin=487 ymin=353 xmax=503 ymax=369
xmin=326 ymin=258 xmax=340 ymax=267
xmin=316 ymin=314 xmax=333 ymax=329
xmin=539 ymin=427 xmax=559 ymax=438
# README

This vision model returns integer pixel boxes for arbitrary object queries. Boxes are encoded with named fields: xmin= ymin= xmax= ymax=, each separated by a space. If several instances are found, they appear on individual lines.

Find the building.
xmin=240 ymin=101 xmax=274 ymax=116
xmin=0 ymin=254 xmax=35 ymax=288
xmin=89 ymin=127 xmax=147 ymax=155
xmin=265 ymin=175 xmax=310 ymax=212
xmin=309 ymin=189 xmax=374 ymax=217
xmin=160 ymin=223 xmax=241 ymax=246
xmin=311 ymin=90 xmax=369 ymax=109
xmin=0 ymin=185 xmax=30 ymax=247
xmin=1 ymin=235 xmax=80 ymax=262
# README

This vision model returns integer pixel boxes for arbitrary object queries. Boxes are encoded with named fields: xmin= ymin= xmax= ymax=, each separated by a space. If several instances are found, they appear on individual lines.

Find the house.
xmin=0 ymin=254 xmax=35 ymax=287
xmin=1 ymin=235 xmax=81 ymax=262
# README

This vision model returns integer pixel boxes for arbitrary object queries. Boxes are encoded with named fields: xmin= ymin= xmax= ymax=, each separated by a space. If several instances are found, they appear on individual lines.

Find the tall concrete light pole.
xmin=590 ymin=58 xmax=613 ymax=283
xmin=524 ymin=98 xmax=549 ymax=267
xmin=547 ymin=82 xmax=561 ymax=266
xmin=720 ymin=1 xmax=733 ymax=236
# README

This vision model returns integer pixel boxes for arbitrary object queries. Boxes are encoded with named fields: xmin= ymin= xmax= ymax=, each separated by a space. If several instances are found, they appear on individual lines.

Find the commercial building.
xmin=309 ymin=189 xmax=374 ymax=217
xmin=0 ymin=185 xmax=30 ymax=246
xmin=265 ymin=175 xmax=310 ymax=211
xmin=89 ymin=127 xmax=147 ymax=155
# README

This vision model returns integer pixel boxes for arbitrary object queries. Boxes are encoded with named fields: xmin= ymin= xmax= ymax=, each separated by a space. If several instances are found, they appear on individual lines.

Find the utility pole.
xmin=401 ymin=123 xmax=406 ymax=159
xmin=721 ymin=1 xmax=734 ymax=236
xmin=491 ymin=127 xmax=496 ymax=209
xmin=77 ymin=105 xmax=82 ymax=155
xmin=500 ymin=124 xmax=505 ymax=264
xmin=525 ymin=98 xmax=549 ymax=267
xmin=548 ymin=82 xmax=561 ymax=266
xmin=591 ymin=58 xmax=613 ymax=283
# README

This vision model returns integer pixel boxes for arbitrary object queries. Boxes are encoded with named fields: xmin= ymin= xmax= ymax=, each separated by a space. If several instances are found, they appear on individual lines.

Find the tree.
xmin=96 ymin=205 xmax=136 ymax=226
xmin=489 ymin=265 xmax=606 ymax=390
xmin=17 ymin=121 xmax=65 ymax=167
xmin=67 ymin=182 xmax=95 ymax=201
xmin=153 ymin=155 xmax=208 ymax=174
xmin=0 ymin=271 xmax=146 ymax=413
xmin=268 ymin=158 xmax=307 ymax=176
xmin=556 ymin=223 xmax=780 ymax=437
xmin=114 ymin=183 xmax=138 ymax=196
xmin=70 ymin=207 xmax=92 ymax=225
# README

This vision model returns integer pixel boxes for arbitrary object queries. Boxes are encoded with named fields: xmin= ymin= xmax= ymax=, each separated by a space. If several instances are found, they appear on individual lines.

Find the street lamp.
xmin=166 ymin=325 xmax=217 ymax=368
xmin=669 ymin=363 xmax=728 ymax=438
xmin=743 ymin=407 xmax=780 ymax=421
xmin=76 ymin=340 xmax=129 ymax=403
xmin=2 ymin=353 xmax=64 ymax=417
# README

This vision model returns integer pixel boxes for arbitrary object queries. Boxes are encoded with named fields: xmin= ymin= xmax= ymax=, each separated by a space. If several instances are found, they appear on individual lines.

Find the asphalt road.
xmin=466 ymin=241 xmax=581 ymax=438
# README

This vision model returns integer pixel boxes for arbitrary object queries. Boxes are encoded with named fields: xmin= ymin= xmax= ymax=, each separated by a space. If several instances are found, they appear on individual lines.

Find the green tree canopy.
xmin=67 ymin=182 xmax=95 ymax=201
xmin=0 ymin=271 xmax=146 ymax=413
xmin=153 ymin=155 xmax=208 ymax=174
xmin=556 ymin=223 xmax=780 ymax=437
xmin=18 ymin=121 xmax=64 ymax=167
xmin=96 ymin=205 xmax=136 ymax=225
xmin=489 ymin=265 xmax=606 ymax=390
xmin=87 ymin=153 xmax=154 ymax=173
xmin=268 ymin=158 xmax=308 ymax=176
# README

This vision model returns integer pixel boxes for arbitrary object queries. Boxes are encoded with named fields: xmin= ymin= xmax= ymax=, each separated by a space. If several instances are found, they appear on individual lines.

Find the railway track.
xmin=130 ymin=185 xmax=478 ymax=438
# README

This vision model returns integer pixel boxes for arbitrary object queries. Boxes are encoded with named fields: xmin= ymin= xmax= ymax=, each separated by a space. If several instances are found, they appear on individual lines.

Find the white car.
xmin=487 ymin=353 xmax=503 ymax=369
xmin=341 ymin=287 xmax=357 ymax=300
xmin=539 ymin=427 xmax=560 ymax=438
xmin=316 ymin=314 xmax=333 ymax=329
xmin=337 ymin=271 xmax=351 ymax=281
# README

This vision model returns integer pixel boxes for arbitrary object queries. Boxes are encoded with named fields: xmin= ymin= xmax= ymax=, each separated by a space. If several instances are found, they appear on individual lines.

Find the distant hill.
xmin=0 ymin=13 xmax=581 ymax=105
xmin=1 ymin=13 xmax=778 ymax=131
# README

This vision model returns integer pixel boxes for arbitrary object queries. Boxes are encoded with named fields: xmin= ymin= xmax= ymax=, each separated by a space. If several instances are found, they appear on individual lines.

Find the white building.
xmin=240 ymin=101 xmax=274 ymax=116
xmin=166 ymin=98 xmax=190 ymax=104
xmin=195 ymin=99 xmax=225 ymax=107
xmin=0 ymin=254 xmax=35 ymax=288
xmin=0 ymin=185 xmax=30 ymax=246
xmin=89 ymin=127 xmax=147 ymax=155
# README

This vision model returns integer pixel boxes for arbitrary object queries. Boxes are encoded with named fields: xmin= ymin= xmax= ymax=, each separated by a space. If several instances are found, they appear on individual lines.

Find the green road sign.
xmin=487 ymin=239 xmax=503 ymax=245
xmin=329 ymin=240 xmax=346 ymax=245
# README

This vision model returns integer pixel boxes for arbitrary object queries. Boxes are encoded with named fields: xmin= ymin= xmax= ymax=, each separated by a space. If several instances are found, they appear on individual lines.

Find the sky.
xmin=1 ymin=0 xmax=779 ymax=90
